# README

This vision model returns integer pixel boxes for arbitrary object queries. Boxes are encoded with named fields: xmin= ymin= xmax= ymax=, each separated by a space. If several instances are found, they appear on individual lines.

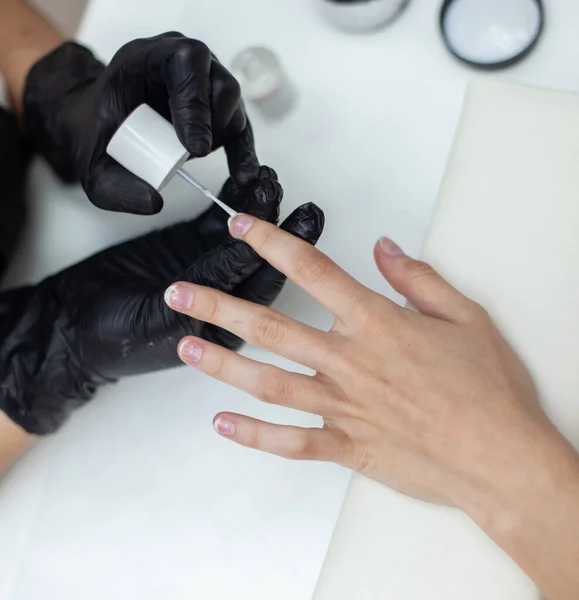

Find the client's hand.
xmin=165 ymin=213 xmax=579 ymax=600
xmin=0 ymin=170 xmax=324 ymax=435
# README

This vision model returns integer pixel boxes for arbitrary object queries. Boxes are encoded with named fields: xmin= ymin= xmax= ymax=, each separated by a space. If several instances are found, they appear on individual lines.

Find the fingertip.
xmin=247 ymin=177 xmax=282 ymax=222
xmin=91 ymin=167 xmax=164 ymax=215
xmin=377 ymin=237 xmax=405 ymax=258
xmin=280 ymin=202 xmax=326 ymax=245
xmin=228 ymin=213 xmax=254 ymax=238
xmin=185 ymin=133 xmax=213 ymax=158
xmin=178 ymin=336 xmax=204 ymax=364
xmin=373 ymin=237 xmax=406 ymax=283
xmin=172 ymin=110 xmax=213 ymax=158
xmin=147 ymin=189 xmax=165 ymax=214
xmin=213 ymin=414 xmax=236 ymax=436
xmin=123 ymin=190 xmax=164 ymax=215
xmin=257 ymin=165 xmax=279 ymax=181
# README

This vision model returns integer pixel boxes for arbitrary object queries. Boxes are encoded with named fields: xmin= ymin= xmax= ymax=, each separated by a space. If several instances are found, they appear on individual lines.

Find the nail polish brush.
xmin=106 ymin=104 xmax=236 ymax=217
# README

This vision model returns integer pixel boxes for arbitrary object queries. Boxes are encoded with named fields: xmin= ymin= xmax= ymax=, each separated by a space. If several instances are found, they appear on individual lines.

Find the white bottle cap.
xmin=106 ymin=104 xmax=189 ymax=191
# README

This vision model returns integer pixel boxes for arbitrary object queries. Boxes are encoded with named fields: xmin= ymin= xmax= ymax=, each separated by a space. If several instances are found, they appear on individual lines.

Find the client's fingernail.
xmin=165 ymin=284 xmax=194 ymax=310
xmin=214 ymin=417 xmax=235 ymax=436
xmin=228 ymin=214 xmax=254 ymax=238
xmin=379 ymin=237 xmax=404 ymax=258
xmin=179 ymin=340 xmax=203 ymax=363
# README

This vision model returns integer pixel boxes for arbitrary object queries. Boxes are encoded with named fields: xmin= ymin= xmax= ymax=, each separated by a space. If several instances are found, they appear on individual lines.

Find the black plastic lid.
xmin=440 ymin=0 xmax=545 ymax=69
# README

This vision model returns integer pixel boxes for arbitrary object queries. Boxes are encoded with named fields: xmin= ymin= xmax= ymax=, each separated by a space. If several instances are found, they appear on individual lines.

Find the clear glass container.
xmin=316 ymin=0 xmax=410 ymax=33
xmin=231 ymin=47 xmax=297 ymax=121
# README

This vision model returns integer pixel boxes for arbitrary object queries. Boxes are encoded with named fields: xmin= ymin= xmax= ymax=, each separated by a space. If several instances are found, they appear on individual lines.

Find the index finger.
xmin=228 ymin=206 xmax=371 ymax=320
xmin=163 ymin=38 xmax=213 ymax=156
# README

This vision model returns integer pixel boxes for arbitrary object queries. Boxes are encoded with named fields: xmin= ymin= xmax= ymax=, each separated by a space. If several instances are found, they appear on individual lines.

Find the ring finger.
xmin=166 ymin=281 xmax=332 ymax=371
xmin=178 ymin=336 xmax=336 ymax=415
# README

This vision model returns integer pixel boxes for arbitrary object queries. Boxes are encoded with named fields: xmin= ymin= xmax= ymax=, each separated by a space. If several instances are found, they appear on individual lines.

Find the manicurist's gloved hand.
xmin=0 ymin=167 xmax=325 ymax=434
xmin=23 ymin=32 xmax=258 ymax=214
xmin=0 ymin=106 xmax=29 ymax=279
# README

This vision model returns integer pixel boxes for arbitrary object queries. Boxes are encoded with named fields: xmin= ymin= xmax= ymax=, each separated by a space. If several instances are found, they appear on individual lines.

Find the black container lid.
xmin=440 ymin=0 xmax=545 ymax=69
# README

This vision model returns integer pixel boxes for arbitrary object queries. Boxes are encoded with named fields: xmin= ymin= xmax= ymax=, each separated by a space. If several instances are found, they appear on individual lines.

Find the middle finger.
xmin=228 ymin=212 xmax=393 ymax=324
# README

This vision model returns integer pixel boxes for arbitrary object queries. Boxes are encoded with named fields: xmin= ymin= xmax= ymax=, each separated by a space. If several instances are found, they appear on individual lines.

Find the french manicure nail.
xmin=229 ymin=214 xmax=254 ymax=238
xmin=214 ymin=417 xmax=235 ymax=436
xmin=379 ymin=237 xmax=404 ymax=258
xmin=179 ymin=340 xmax=203 ymax=363
xmin=164 ymin=284 xmax=195 ymax=310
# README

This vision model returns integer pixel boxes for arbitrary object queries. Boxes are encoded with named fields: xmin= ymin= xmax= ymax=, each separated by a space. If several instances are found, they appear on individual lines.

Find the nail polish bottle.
xmin=316 ymin=0 xmax=410 ymax=33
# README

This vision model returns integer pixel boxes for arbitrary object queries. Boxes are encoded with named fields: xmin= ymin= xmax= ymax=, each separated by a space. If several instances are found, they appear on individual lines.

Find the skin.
xmin=0 ymin=0 xmax=63 ymax=113
xmin=0 ymin=413 xmax=34 ymax=476
xmin=0 ymin=5 xmax=577 ymax=597
xmin=165 ymin=214 xmax=579 ymax=600
xmin=0 ymin=0 xmax=62 ymax=474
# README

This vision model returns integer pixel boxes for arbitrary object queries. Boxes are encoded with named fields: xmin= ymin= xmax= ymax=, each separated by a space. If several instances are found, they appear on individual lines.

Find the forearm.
xmin=469 ymin=426 xmax=579 ymax=600
xmin=0 ymin=0 xmax=63 ymax=113
xmin=0 ymin=411 xmax=35 ymax=476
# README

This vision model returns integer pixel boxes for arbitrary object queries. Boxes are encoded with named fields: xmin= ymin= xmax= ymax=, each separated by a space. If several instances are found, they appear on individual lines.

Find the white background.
xmin=1 ymin=1 xmax=578 ymax=599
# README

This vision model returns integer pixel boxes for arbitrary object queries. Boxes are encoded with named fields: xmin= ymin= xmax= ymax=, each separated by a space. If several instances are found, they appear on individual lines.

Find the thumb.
xmin=373 ymin=237 xmax=478 ymax=323
xmin=88 ymin=159 xmax=164 ymax=215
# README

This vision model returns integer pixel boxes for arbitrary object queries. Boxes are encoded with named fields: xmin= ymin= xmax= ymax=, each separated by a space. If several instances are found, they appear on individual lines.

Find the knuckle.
xmin=293 ymin=247 xmax=332 ymax=284
xmin=219 ymin=75 xmax=242 ymax=99
xmin=202 ymin=293 xmax=220 ymax=323
xmin=153 ymin=31 xmax=184 ymax=41
xmin=347 ymin=290 xmax=379 ymax=329
xmin=318 ymin=334 xmax=351 ymax=373
xmin=206 ymin=351 xmax=225 ymax=378
xmin=465 ymin=300 xmax=490 ymax=324
xmin=174 ymin=38 xmax=211 ymax=62
xmin=283 ymin=433 xmax=314 ymax=461
xmin=251 ymin=312 xmax=288 ymax=348
xmin=246 ymin=427 xmax=262 ymax=451
xmin=253 ymin=228 xmax=276 ymax=255
xmin=259 ymin=371 xmax=294 ymax=406
xmin=405 ymin=259 xmax=435 ymax=282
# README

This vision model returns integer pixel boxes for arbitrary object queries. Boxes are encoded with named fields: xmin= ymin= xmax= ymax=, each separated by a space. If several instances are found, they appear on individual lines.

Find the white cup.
xmin=231 ymin=47 xmax=297 ymax=121
xmin=316 ymin=0 xmax=410 ymax=33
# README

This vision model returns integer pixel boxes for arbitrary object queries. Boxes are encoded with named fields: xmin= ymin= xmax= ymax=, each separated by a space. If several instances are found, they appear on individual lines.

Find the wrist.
xmin=0 ymin=0 xmax=63 ymax=111
xmin=0 ymin=410 xmax=35 ymax=477
xmin=463 ymin=423 xmax=579 ymax=598
xmin=466 ymin=422 xmax=579 ymax=531
xmin=0 ymin=281 xmax=101 ymax=435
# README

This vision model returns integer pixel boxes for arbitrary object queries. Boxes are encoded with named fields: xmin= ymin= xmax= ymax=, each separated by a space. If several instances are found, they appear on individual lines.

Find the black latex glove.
xmin=0 ymin=167 xmax=325 ymax=434
xmin=0 ymin=107 xmax=29 ymax=279
xmin=24 ymin=33 xmax=258 ymax=215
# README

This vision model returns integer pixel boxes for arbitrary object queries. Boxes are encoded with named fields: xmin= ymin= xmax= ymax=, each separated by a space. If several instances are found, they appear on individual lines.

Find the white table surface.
xmin=1 ymin=1 xmax=578 ymax=599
